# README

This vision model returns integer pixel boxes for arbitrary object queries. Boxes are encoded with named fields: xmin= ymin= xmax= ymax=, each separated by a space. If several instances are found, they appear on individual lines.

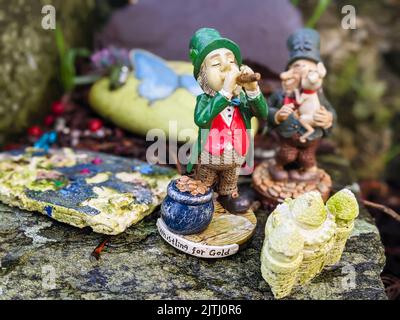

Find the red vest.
xmin=204 ymin=107 xmax=249 ymax=156
xmin=284 ymin=95 xmax=297 ymax=107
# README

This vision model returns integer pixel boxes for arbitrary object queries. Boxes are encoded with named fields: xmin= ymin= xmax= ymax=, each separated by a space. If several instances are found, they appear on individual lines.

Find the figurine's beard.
xmin=197 ymin=64 xmax=217 ymax=97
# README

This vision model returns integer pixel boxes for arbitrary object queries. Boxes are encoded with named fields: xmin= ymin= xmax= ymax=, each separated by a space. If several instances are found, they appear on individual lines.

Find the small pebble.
xmin=305 ymin=185 xmax=315 ymax=192
xmin=96 ymin=129 xmax=106 ymax=138
xmin=271 ymin=185 xmax=282 ymax=192
xmin=55 ymin=118 xmax=66 ymax=132
xmin=71 ymin=130 xmax=81 ymax=138
xmin=71 ymin=138 xmax=79 ymax=147
xmin=268 ymin=188 xmax=279 ymax=197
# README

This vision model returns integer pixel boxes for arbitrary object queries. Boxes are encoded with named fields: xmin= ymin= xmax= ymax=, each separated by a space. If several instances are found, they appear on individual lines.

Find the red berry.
xmin=28 ymin=126 xmax=43 ymax=138
xmin=88 ymin=119 xmax=103 ymax=132
xmin=52 ymin=101 xmax=65 ymax=115
xmin=44 ymin=115 xmax=55 ymax=126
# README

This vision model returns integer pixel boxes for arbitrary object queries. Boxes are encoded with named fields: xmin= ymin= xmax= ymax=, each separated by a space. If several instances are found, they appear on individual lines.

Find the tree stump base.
xmin=252 ymin=159 xmax=332 ymax=209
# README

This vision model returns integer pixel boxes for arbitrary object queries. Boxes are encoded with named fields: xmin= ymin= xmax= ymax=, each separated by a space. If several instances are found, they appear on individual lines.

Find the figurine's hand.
xmin=222 ymin=65 xmax=241 ymax=97
xmin=239 ymin=65 xmax=259 ymax=91
xmin=314 ymin=106 xmax=333 ymax=129
xmin=275 ymin=104 xmax=295 ymax=124
xmin=233 ymin=85 xmax=242 ymax=97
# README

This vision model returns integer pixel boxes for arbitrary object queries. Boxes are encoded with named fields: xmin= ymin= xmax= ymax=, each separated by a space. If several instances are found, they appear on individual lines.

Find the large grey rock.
xmin=0 ymin=155 xmax=386 ymax=299
xmin=0 ymin=0 xmax=95 ymax=143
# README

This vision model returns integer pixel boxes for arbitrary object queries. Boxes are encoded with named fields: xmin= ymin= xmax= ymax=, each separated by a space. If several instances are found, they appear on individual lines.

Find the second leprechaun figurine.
xmin=187 ymin=27 xmax=268 ymax=214
xmin=253 ymin=28 xmax=336 ymax=206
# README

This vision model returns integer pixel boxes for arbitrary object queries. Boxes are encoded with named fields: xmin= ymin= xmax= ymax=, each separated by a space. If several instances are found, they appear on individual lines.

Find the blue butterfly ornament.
xmin=130 ymin=50 xmax=203 ymax=103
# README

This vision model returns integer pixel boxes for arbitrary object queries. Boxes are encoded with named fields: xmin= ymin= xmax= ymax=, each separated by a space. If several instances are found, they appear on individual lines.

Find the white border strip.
xmin=157 ymin=218 xmax=239 ymax=258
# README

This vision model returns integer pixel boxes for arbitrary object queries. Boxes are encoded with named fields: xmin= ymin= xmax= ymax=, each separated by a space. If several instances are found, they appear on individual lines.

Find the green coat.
xmin=187 ymin=91 xmax=268 ymax=173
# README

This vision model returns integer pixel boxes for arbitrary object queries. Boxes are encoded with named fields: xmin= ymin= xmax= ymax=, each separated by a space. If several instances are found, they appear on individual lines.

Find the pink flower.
xmin=92 ymin=157 xmax=103 ymax=165
xmin=80 ymin=168 xmax=91 ymax=175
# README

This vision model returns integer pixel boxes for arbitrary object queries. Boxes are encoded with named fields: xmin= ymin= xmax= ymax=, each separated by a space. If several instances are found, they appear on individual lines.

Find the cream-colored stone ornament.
xmin=325 ymin=189 xmax=359 ymax=265
xmin=261 ymin=189 xmax=359 ymax=299
xmin=261 ymin=221 xmax=304 ymax=299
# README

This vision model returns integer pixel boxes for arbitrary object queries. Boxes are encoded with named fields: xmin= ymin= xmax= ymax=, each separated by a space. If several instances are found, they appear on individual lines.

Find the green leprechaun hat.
xmin=189 ymin=28 xmax=242 ymax=79
xmin=287 ymin=28 xmax=321 ymax=67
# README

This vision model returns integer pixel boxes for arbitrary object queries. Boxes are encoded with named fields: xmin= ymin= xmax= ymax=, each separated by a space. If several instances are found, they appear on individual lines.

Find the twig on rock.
xmin=91 ymin=236 xmax=111 ymax=260
xmin=362 ymin=199 xmax=400 ymax=223
xmin=382 ymin=274 xmax=400 ymax=300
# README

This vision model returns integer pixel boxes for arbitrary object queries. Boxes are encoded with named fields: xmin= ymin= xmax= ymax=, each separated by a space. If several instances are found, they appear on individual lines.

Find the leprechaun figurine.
xmin=187 ymin=28 xmax=268 ymax=214
xmin=253 ymin=28 xmax=336 ymax=205
xmin=157 ymin=28 xmax=265 ymax=258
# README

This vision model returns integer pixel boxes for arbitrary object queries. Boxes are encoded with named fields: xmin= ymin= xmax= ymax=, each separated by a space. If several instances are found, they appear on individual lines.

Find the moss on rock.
xmin=0 ymin=0 xmax=95 ymax=144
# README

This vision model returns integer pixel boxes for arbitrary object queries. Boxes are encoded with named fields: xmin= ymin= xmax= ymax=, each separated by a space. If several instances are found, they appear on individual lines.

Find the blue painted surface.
xmin=179 ymin=75 xmax=203 ymax=96
xmin=44 ymin=206 xmax=53 ymax=217
xmin=6 ymin=149 xmax=25 ymax=156
xmin=34 ymin=131 xmax=57 ymax=153
xmin=132 ymin=164 xmax=172 ymax=176
xmin=21 ymin=150 xmax=177 ymax=217
xmin=131 ymin=50 xmax=202 ymax=102
xmin=161 ymin=180 xmax=214 ymax=235
xmin=28 ymin=177 xmax=100 ymax=216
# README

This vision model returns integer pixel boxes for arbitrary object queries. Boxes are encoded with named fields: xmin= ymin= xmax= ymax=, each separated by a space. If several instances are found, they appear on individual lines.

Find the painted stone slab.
xmin=157 ymin=202 xmax=257 ymax=258
xmin=0 ymin=148 xmax=177 ymax=235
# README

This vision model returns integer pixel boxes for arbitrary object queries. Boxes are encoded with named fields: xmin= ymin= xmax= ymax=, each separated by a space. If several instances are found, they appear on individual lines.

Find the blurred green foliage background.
xmin=297 ymin=0 xmax=400 ymax=180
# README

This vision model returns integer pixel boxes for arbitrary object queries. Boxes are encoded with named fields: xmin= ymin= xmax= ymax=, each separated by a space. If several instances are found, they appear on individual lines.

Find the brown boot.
xmin=218 ymin=194 xmax=251 ymax=214
xmin=268 ymin=164 xmax=289 ymax=181
xmin=289 ymin=167 xmax=319 ymax=182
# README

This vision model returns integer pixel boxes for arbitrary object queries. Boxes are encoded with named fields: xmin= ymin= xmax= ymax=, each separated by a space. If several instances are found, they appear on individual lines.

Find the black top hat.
xmin=287 ymin=28 xmax=321 ymax=67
